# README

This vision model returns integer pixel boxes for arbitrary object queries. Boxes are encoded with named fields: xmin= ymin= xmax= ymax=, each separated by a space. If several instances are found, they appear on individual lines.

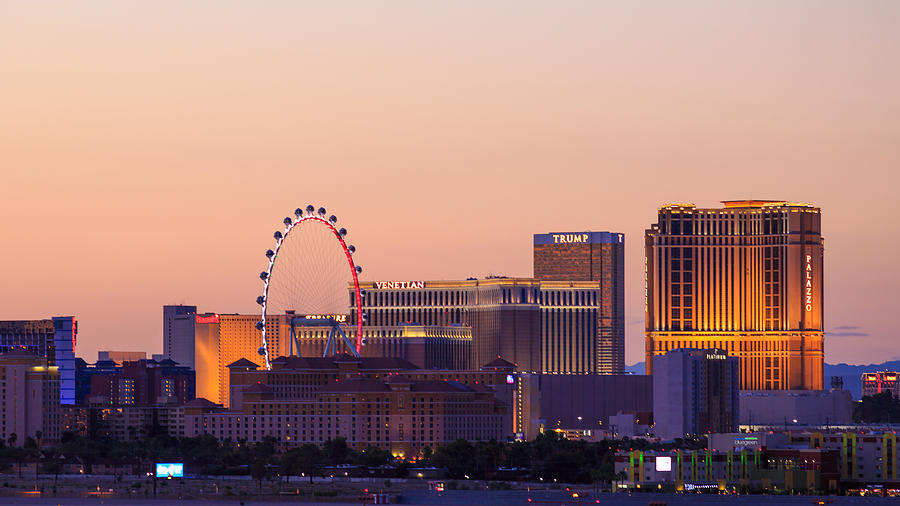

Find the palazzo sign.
xmin=805 ymin=254 xmax=813 ymax=312
xmin=375 ymin=281 xmax=425 ymax=290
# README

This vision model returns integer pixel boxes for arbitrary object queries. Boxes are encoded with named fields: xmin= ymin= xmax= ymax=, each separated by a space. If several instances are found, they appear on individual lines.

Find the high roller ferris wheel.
xmin=254 ymin=205 xmax=364 ymax=370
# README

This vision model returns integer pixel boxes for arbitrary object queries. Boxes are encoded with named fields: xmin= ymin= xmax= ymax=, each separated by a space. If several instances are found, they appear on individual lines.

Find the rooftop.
xmin=721 ymin=200 xmax=813 ymax=208
xmin=270 ymin=355 xmax=419 ymax=371
xmin=242 ymin=382 xmax=276 ymax=395
xmin=660 ymin=200 xmax=816 ymax=211
xmin=184 ymin=398 xmax=221 ymax=408
xmin=227 ymin=358 xmax=261 ymax=369
xmin=482 ymin=357 xmax=516 ymax=369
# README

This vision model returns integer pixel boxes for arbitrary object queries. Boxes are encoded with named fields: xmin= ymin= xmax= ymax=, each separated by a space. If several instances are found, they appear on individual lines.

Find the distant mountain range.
xmin=624 ymin=361 xmax=900 ymax=400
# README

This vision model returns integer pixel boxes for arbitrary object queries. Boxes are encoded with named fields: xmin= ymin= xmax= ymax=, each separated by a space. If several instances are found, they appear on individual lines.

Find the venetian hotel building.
xmin=645 ymin=200 xmax=824 ymax=390
xmin=353 ymin=278 xmax=603 ymax=375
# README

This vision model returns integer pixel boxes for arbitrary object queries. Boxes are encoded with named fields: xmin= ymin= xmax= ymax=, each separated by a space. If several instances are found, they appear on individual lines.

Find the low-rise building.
xmin=616 ymin=447 xmax=840 ymax=493
xmin=79 ymin=358 xmax=195 ymax=405
xmin=517 ymin=373 xmax=652 ymax=440
xmin=862 ymin=372 xmax=900 ymax=399
xmin=60 ymin=402 xmax=186 ymax=441
xmin=740 ymin=389 xmax=853 ymax=427
xmin=185 ymin=372 xmax=504 ymax=458
xmin=616 ymin=429 xmax=900 ymax=492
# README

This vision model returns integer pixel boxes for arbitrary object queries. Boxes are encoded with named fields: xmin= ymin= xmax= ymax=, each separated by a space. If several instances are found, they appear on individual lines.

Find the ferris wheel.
xmin=255 ymin=205 xmax=364 ymax=370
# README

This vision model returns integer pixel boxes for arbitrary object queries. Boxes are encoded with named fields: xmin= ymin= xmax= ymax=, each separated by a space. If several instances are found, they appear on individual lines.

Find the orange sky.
xmin=1 ymin=2 xmax=898 ymax=365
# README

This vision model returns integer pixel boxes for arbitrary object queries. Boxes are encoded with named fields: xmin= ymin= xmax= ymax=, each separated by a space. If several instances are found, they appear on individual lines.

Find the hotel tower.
xmin=645 ymin=200 xmax=824 ymax=390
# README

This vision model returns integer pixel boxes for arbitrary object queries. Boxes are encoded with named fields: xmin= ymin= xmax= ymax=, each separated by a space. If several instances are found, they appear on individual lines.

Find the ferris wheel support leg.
xmin=336 ymin=326 xmax=360 ymax=358
xmin=323 ymin=327 xmax=334 ymax=357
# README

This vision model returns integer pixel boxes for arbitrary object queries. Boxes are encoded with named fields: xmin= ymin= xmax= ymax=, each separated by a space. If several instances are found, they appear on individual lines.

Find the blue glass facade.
xmin=53 ymin=316 xmax=77 ymax=405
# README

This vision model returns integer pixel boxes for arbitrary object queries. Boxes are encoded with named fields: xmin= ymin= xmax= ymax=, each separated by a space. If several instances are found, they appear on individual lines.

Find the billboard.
xmin=155 ymin=463 xmax=184 ymax=478
xmin=655 ymin=456 xmax=671 ymax=472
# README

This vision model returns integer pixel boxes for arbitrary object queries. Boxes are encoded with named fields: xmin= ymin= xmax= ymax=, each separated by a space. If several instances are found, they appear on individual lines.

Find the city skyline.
xmin=2 ymin=2 xmax=899 ymax=366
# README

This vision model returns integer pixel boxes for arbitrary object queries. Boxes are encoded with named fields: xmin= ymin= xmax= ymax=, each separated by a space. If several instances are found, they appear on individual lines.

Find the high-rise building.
xmin=163 ymin=305 xmax=197 ymax=369
xmin=645 ymin=201 xmax=824 ymax=390
xmin=534 ymin=232 xmax=625 ymax=373
xmin=161 ymin=308 xmax=262 ymax=407
xmin=352 ymin=278 xmax=603 ymax=374
xmin=0 ymin=350 xmax=61 ymax=446
xmin=0 ymin=316 xmax=77 ymax=404
xmin=193 ymin=313 xmax=260 ymax=407
xmin=652 ymin=348 xmax=739 ymax=439
xmin=861 ymin=371 xmax=900 ymax=398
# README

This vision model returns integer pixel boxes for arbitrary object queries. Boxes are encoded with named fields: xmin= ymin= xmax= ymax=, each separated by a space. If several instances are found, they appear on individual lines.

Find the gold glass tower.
xmin=645 ymin=200 xmax=824 ymax=390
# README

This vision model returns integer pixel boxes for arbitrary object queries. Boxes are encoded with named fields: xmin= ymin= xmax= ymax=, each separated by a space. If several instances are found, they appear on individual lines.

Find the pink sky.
xmin=1 ymin=2 xmax=898 ymax=365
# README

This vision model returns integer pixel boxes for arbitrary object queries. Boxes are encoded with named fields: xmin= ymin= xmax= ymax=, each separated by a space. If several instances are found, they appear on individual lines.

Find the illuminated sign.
xmin=684 ymin=483 xmax=718 ymax=491
xmin=805 ymin=254 xmax=813 ymax=312
xmin=304 ymin=314 xmax=347 ymax=323
xmin=375 ymin=281 xmax=424 ymax=290
xmin=706 ymin=353 xmax=727 ymax=360
xmin=506 ymin=374 xmax=515 ymax=385
xmin=195 ymin=314 xmax=220 ymax=324
xmin=656 ymin=456 xmax=672 ymax=472
xmin=734 ymin=437 xmax=759 ymax=446
xmin=552 ymin=233 xmax=589 ymax=244
xmin=155 ymin=463 xmax=184 ymax=478
xmin=644 ymin=257 xmax=648 ymax=313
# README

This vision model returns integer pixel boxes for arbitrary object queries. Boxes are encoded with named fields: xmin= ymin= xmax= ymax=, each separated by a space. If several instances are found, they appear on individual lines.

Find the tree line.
xmin=0 ymin=429 xmax=704 ymax=485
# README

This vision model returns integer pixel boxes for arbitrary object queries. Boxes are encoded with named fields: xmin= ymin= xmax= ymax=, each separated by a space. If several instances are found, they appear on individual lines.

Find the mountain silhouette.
xmin=624 ymin=360 xmax=900 ymax=399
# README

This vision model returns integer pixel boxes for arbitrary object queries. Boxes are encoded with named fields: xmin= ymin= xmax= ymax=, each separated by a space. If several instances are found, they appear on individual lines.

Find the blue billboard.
xmin=155 ymin=463 xmax=184 ymax=478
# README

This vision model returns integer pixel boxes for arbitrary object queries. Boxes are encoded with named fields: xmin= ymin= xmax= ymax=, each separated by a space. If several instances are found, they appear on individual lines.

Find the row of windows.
xmin=362 ymin=290 xmax=470 ymax=308
xmin=657 ymin=211 xmax=798 ymax=237
xmin=361 ymin=289 xmax=600 ymax=308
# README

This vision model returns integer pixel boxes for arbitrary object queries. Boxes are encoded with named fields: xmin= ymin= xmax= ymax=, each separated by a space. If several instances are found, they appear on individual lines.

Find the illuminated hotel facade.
xmin=163 ymin=309 xmax=262 ymax=407
xmin=289 ymin=323 xmax=472 ymax=371
xmin=352 ymin=278 xmax=604 ymax=374
xmin=533 ymin=231 xmax=625 ymax=373
xmin=645 ymin=200 xmax=824 ymax=390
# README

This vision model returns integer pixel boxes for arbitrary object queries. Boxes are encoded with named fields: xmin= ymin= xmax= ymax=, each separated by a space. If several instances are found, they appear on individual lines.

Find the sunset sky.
xmin=2 ymin=2 xmax=898 ymax=366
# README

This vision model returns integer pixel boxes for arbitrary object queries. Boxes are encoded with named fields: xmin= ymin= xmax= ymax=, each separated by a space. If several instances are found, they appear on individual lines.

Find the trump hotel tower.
xmin=645 ymin=200 xmax=824 ymax=390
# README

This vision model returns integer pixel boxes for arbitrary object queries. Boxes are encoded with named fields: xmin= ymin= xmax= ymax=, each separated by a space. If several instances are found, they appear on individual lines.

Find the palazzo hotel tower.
xmin=645 ymin=200 xmax=824 ymax=390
